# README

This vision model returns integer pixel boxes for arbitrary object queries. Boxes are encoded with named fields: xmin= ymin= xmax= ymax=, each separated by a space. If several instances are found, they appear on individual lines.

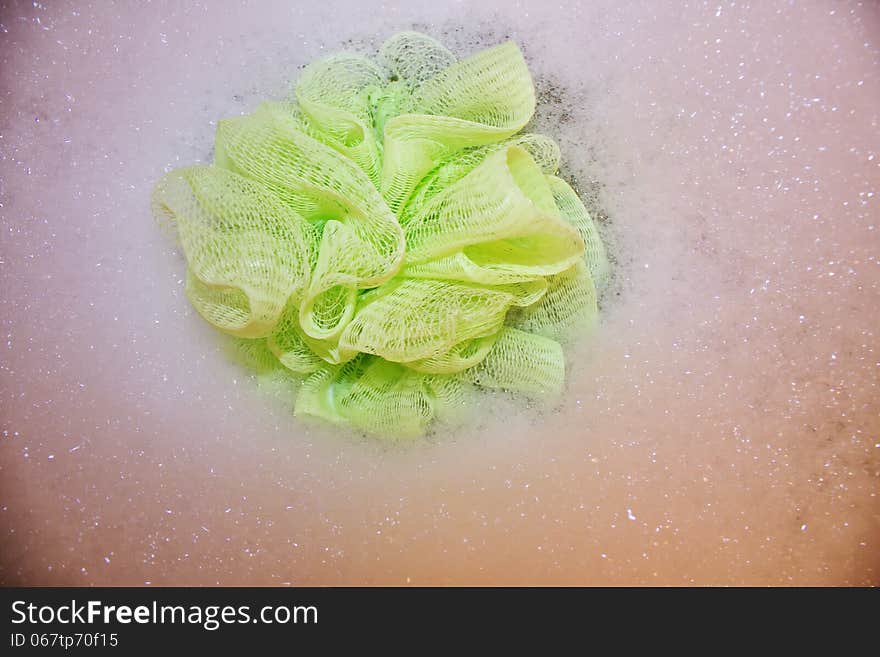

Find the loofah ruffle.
xmin=153 ymin=32 xmax=609 ymax=438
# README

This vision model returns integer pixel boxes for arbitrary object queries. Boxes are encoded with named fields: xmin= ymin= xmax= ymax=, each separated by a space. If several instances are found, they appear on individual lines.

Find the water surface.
xmin=1 ymin=0 xmax=878 ymax=585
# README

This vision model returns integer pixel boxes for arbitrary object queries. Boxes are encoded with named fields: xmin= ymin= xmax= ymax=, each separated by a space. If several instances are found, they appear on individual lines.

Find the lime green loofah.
xmin=153 ymin=32 xmax=609 ymax=438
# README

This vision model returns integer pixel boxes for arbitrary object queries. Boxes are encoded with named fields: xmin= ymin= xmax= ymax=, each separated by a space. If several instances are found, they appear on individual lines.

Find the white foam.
xmin=1 ymin=0 xmax=878 ymax=585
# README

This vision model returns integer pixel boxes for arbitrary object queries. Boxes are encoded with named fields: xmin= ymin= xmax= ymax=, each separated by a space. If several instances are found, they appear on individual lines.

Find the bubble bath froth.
xmin=1 ymin=0 xmax=878 ymax=585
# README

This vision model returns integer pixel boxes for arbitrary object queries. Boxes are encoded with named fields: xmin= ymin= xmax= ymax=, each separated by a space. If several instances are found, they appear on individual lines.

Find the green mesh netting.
xmin=153 ymin=32 xmax=609 ymax=438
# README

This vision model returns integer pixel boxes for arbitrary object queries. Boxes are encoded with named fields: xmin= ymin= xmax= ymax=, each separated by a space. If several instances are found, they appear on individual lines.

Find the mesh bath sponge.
xmin=153 ymin=31 xmax=609 ymax=438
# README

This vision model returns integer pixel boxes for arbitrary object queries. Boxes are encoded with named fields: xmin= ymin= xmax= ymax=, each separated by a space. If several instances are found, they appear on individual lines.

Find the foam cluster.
xmin=153 ymin=32 xmax=609 ymax=437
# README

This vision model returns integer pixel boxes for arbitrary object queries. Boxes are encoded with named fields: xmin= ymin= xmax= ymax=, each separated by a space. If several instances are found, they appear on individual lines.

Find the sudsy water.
xmin=1 ymin=0 xmax=878 ymax=584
